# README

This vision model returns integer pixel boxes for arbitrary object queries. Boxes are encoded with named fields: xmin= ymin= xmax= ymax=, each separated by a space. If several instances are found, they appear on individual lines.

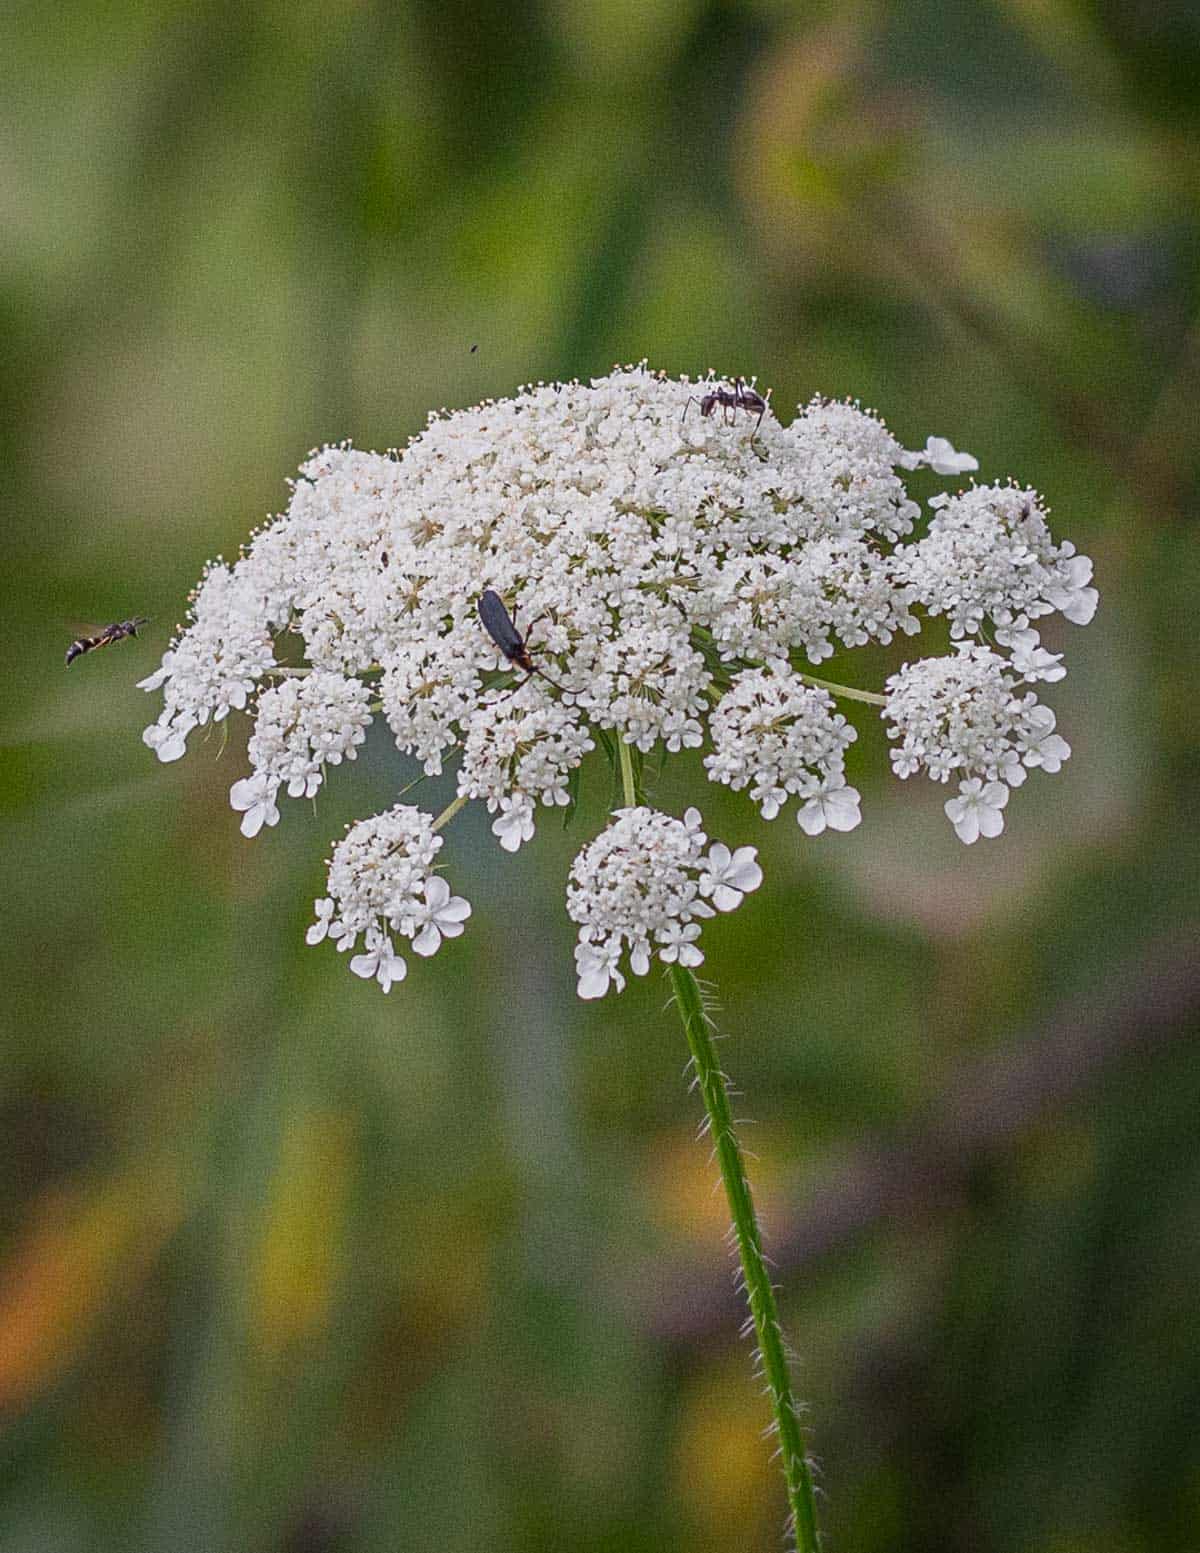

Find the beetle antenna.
xmin=532 ymin=665 xmax=569 ymax=694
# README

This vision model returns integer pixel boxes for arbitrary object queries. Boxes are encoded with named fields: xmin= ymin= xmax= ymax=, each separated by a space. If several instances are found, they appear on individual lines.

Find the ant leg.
xmin=682 ymin=395 xmax=700 ymax=426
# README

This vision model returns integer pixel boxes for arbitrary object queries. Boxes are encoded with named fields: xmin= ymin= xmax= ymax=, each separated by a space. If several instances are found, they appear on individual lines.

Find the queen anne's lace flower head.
xmin=138 ymin=365 xmax=1097 ymax=993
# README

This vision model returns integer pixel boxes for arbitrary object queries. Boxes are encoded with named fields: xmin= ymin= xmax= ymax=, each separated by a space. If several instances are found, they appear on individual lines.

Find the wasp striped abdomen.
xmin=65 ymin=617 xmax=150 ymax=666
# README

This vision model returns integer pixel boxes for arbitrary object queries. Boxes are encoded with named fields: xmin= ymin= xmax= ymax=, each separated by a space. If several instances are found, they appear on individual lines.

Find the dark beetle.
xmin=477 ymin=590 xmax=566 ymax=692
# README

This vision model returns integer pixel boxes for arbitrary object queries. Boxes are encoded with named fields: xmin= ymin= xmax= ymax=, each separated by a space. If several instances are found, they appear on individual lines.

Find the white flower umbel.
xmin=883 ymin=644 xmax=1074 ymax=841
xmin=705 ymin=663 xmax=861 ymax=829
xmin=566 ymin=806 xmax=762 ymax=999
xmin=229 ymin=670 xmax=373 ymax=836
xmin=456 ymin=682 xmax=595 ymax=852
xmin=137 ymin=364 xmax=1097 ymax=987
xmin=307 ymin=805 xmax=471 ymax=990
xmin=898 ymin=484 xmax=1098 ymax=643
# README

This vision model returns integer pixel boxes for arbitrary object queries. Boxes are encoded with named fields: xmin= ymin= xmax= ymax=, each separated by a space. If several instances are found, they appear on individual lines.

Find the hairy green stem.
xmin=669 ymin=965 xmax=821 ymax=1552
xmin=612 ymin=747 xmax=819 ymax=1547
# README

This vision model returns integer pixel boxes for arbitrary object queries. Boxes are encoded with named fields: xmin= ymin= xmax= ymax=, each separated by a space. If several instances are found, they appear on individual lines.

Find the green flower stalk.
xmin=670 ymin=963 xmax=821 ymax=1553
xmin=618 ymin=735 xmax=820 ymax=1547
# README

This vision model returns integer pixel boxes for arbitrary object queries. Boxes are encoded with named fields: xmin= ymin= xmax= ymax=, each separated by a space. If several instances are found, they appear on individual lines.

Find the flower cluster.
xmin=456 ymin=682 xmax=595 ymax=851
xmin=705 ymin=664 xmax=861 ymax=833
xmin=899 ymin=485 xmax=1097 ymax=646
xmin=230 ymin=670 xmax=373 ymax=836
xmin=139 ymin=563 xmax=277 ymax=761
xmin=137 ymin=366 xmax=1096 ymax=992
xmin=567 ymin=807 xmax=762 ymax=998
xmin=305 ymin=805 xmax=470 ymax=991
xmin=883 ymin=645 xmax=1072 ymax=843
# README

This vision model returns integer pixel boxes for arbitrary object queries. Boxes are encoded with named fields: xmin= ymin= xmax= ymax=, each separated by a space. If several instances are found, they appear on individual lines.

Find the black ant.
xmin=477 ymin=589 xmax=568 ymax=694
xmin=682 ymin=377 xmax=771 ymax=439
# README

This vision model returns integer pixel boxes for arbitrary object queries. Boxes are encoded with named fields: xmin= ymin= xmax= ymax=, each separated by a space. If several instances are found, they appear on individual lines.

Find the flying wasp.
xmin=476 ymin=589 xmax=567 ymax=693
xmin=65 ymin=616 xmax=150 ymax=666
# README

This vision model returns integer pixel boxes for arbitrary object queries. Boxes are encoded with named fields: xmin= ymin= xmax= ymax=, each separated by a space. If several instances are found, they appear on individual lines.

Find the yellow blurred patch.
xmin=251 ymin=1107 xmax=354 ymax=1361
xmin=644 ymin=1125 xmax=787 ymax=1248
xmin=674 ymin=1359 xmax=777 ymax=1547
xmin=0 ymin=1159 xmax=184 ymax=1410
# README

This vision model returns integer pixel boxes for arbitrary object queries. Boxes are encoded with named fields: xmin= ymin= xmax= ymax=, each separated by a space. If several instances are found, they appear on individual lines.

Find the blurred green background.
xmin=3 ymin=1 xmax=1199 ymax=1549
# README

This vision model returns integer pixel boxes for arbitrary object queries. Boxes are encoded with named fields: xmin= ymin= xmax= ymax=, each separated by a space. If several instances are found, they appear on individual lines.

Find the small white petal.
xmin=157 ymin=733 xmax=188 ymax=763
xmin=229 ymin=777 xmax=261 ymax=812
xmin=136 ymin=656 xmax=173 ymax=692
xmin=823 ymin=786 xmax=862 ymax=832
xmin=411 ymin=923 xmax=442 ymax=957
xmin=924 ymin=436 xmax=979 ymax=476
xmin=1061 ymin=587 xmax=1098 ymax=626
xmin=946 ymin=799 xmax=981 ymax=845
xmin=797 ymin=803 xmax=829 ymax=837
xmin=376 ymin=953 xmax=406 ymax=992
xmin=723 ymin=848 xmax=763 ymax=892
xmin=577 ymin=968 xmax=611 ymax=999
xmin=306 ymin=904 xmax=334 ymax=946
